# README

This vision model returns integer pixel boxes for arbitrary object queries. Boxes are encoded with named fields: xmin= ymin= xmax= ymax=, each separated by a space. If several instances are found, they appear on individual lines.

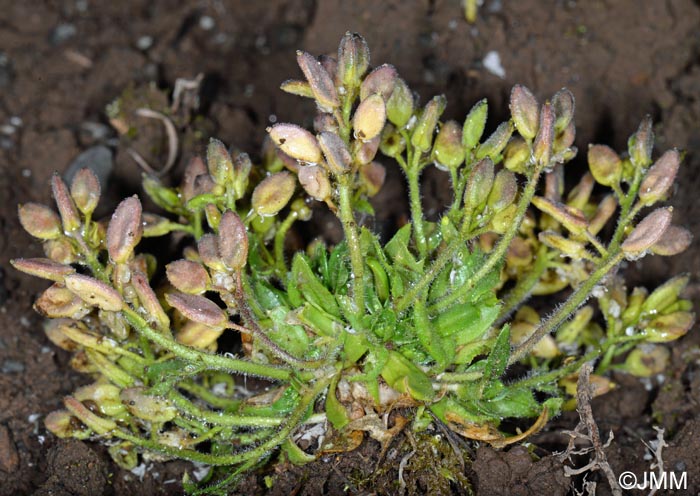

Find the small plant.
xmin=13 ymin=33 xmax=693 ymax=492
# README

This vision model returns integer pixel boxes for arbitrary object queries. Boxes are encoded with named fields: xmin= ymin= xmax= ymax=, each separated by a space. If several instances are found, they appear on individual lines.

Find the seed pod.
xmin=628 ymin=116 xmax=654 ymax=168
xmin=218 ymin=210 xmax=249 ymax=270
xmin=44 ymin=319 xmax=80 ymax=351
xmin=622 ymin=207 xmax=672 ymax=256
xmin=165 ymin=292 xmax=227 ymax=328
xmin=359 ymin=161 xmax=386 ymax=197
xmin=192 ymin=173 xmax=216 ymax=197
xmin=65 ymin=274 xmax=123 ymax=311
xmin=197 ymin=234 xmax=224 ymax=271
xmin=35 ymin=284 xmax=90 ymax=319
xmin=506 ymin=236 xmax=533 ymax=267
xmin=298 ymin=165 xmax=331 ymax=201
xmin=432 ymin=120 xmax=464 ymax=170
xmin=554 ymin=121 xmax=576 ymax=153
xmin=107 ymin=196 xmax=143 ymax=264
xmin=624 ymin=345 xmax=670 ymax=377
xmin=206 ymin=138 xmax=234 ymax=186
xmin=411 ymin=95 xmax=446 ymax=152
xmin=359 ymin=64 xmax=398 ymax=101
xmin=130 ymin=271 xmax=170 ymax=330
xmin=386 ymin=78 xmax=414 ymax=128
xmin=352 ymin=135 xmax=380 ymax=165
xmin=268 ymin=123 xmax=322 ymax=164
xmin=533 ymin=102 xmax=555 ymax=166
xmin=44 ymin=238 xmax=77 ymax=264
xmin=464 ymin=158 xmax=495 ymax=211
xmin=644 ymin=312 xmax=694 ymax=343
xmin=487 ymin=170 xmax=517 ymax=212
xmin=319 ymin=55 xmax=338 ymax=82
xmin=180 ymin=156 xmax=208 ymax=202
xmin=120 ymin=387 xmax=177 ymax=423
xmin=18 ymin=203 xmax=62 ymax=240
xmin=463 ymin=98 xmax=488 ymax=150
xmin=556 ymin=305 xmax=594 ymax=344
xmin=651 ymin=225 xmax=692 ymax=256
xmin=51 ymin=173 xmax=81 ymax=232
xmin=353 ymin=93 xmax=386 ymax=141
xmin=337 ymin=32 xmax=370 ymax=89
xmin=566 ymin=173 xmax=594 ymax=210
xmin=166 ymin=260 xmax=210 ymax=295
xmin=318 ymin=131 xmax=352 ymax=174
xmin=475 ymin=121 xmax=513 ymax=162
xmin=538 ymin=231 xmax=588 ymax=259
xmin=588 ymin=194 xmax=618 ymax=235
xmin=45 ymin=410 xmax=81 ymax=438
xmin=642 ymin=274 xmax=690 ymax=315
xmin=280 ymin=79 xmax=314 ymax=98
xmin=552 ymin=88 xmax=575 ymax=134
xmin=489 ymin=204 xmax=518 ymax=234
xmin=296 ymin=50 xmax=339 ymax=110
xmin=544 ymin=164 xmax=564 ymax=202
xmin=587 ymin=144 xmax=621 ymax=186
xmin=69 ymin=168 xmax=101 ymax=216
xmin=10 ymin=258 xmax=75 ymax=282
xmin=251 ymin=171 xmax=296 ymax=216
xmin=532 ymin=197 xmax=588 ymax=235
xmin=313 ymin=113 xmax=339 ymax=134
xmin=638 ymin=149 xmax=680 ymax=205
xmin=64 ymin=396 xmax=117 ymax=434
xmin=503 ymin=137 xmax=530 ymax=174
xmin=176 ymin=321 xmax=224 ymax=350
xmin=74 ymin=383 xmax=126 ymax=417
xmin=510 ymin=85 xmax=539 ymax=140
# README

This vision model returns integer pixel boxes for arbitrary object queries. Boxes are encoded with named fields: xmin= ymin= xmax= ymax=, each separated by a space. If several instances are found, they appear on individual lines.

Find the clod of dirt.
xmin=472 ymin=445 xmax=568 ymax=496
xmin=0 ymin=425 xmax=20 ymax=473
xmin=34 ymin=440 xmax=109 ymax=496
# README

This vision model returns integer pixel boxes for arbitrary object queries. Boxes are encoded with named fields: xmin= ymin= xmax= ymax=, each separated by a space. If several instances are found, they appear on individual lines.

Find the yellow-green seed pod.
xmin=644 ymin=312 xmax=694 ymax=343
xmin=532 ymin=197 xmax=588 ymax=235
xmin=65 ymin=274 xmax=124 ymax=312
xmin=251 ymin=171 xmax=297 ymax=216
xmin=463 ymin=98 xmax=488 ymax=150
xmin=509 ymin=84 xmax=539 ymax=140
xmin=298 ymin=165 xmax=331 ymax=201
xmin=353 ymin=93 xmax=386 ymax=141
xmin=624 ymin=345 xmax=670 ymax=377
xmin=386 ymin=78 xmax=414 ymax=128
xmin=268 ymin=123 xmax=323 ymax=164
xmin=318 ymin=131 xmax=352 ymax=174
xmin=431 ymin=120 xmax=464 ymax=170
xmin=120 ymin=388 xmax=177 ymax=423
xmin=503 ymin=137 xmax=530 ymax=174
xmin=18 ymin=203 xmax=62 ymax=240
xmin=587 ymin=144 xmax=622 ymax=187
xmin=411 ymin=95 xmax=446 ymax=152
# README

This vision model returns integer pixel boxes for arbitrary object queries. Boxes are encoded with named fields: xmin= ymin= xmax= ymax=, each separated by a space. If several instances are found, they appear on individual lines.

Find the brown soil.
xmin=1 ymin=1 xmax=700 ymax=494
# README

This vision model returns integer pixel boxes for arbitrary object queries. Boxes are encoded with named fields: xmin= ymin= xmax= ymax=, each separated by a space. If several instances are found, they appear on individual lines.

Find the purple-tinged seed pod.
xmin=621 ymin=207 xmax=672 ymax=256
xmin=65 ymin=274 xmax=124 ymax=312
xmin=318 ymin=131 xmax=352 ymax=174
xmin=51 ymin=173 xmax=81 ymax=232
xmin=629 ymin=116 xmax=654 ymax=168
xmin=165 ymin=292 xmax=227 ymax=328
xmin=359 ymin=64 xmax=398 ymax=101
xmin=197 ymin=234 xmax=224 ymax=271
xmin=353 ymin=93 xmax=386 ymax=141
xmin=181 ymin=156 xmax=208 ymax=202
xmin=533 ymin=102 xmax=555 ymax=166
xmin=206 ymin=138 xmax=234 ymax=186
xmin=296 ymin=51 xmax=339 ymax=110
xmin=359 ymin=161 xmax=386 ymax=197
xmin=551 ymin=88 xmax=575 ymax=134
xmin=651 ymin=225 xmax=692 ymax=256
xmin=298 ymin=165 xmax=332 ymax=201
xmin=130 ymin=271 xmax=170 ymax=330
xmin=639 ymin=149 xmax=680 ymax=206
xmin=70 ymin=168 xmax=101 ymax=216
xmin=218 ymin=210 xmax=248 ymax=270
xmin=18 ymin=203 xmax=62 ymax=240
xmin=510 ymin=85 xmax=539 ymax=141
xmin=10 ymin=258 xmax=75 ymax=282
xmin=352 ymin=135 xmax=380 ymax=165
xmin=106 ymin=196 xmax=143 ymax=264
xmin=251 ymin=171 xmax=296 ymax=217
xmin=34 ymin=284 xmax=91 ymax=319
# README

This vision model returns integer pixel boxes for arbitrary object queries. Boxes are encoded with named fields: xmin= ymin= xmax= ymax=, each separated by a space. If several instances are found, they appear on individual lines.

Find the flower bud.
xmin=487 ymin=170 xmax=517 ymax=212
xmin=621 ymin=207 xmax=672 ymax=256
xmin=251 ymin=171 xmax=296 ymax=216
xmin=318 ymin=131 xmax=352 ymax=174
xmin=280 ymin=79 xmax=314 ymax=98
xmin=551 ymin=88 xmax=575 ymax=134
xmin=475 ymin=121 xmax=513 ymax=162
xmin=359 ymin=64 xmax=398 ymax=101
xmin=218 ymin=210 xmax=249 ymax=270
xmin=464 ymin=158 xmax=494 ymax=211
xmin=411 ymin=95 xmax=446 ymax=152
xmin=64 ymin=396 xmax=117 ymax=434
xmin=532 ymin=197 xmax=588 ymax=235
xmin=353 ymin=93 xmax=386 ymax=141
xmin=166 ymin=260 xmax=210 ymax=294
xmin=296 ymin=50 xmax=339 ymax=110
xmin=11 ymin=258 xmax=75 ymax=282
xmin=651 ymin=225 xmax=692 ymax=256
xmin=290 ymin=198 xmax=312 ymax=221
xmin=587 ymin=144 xmax=621 ymax=186
xmin=621 ymin=287 xmax=647 ymax=323
xmin=624 ymin=345 xmax=670 ymax=377
xmin=538 ymin=231 xmax=588 ymax=259
xmin=35 ymin=284 xmax=90 ymax=319
xmin=638 ymin=149 xmax=680 ymax=205
xmin=533 ymin=102 xmax=555 ymax=166
xmin=52 ymin=174 xmax=81 ymax=232
xmin=463 ymin=98 xmax=488 ymax=150
xmin=107 ymin=196 xmax=143 ymax=264
xmin=120 ymin=387 xmax=177 ymax=423
xmin=165 ymin=292 xmax=227 ymax=328
xmin=337 ymin=32 xmax=370 ymax=89
xmin=206 ymin=138 xmax=234 ymax=186
xmin=628 ymin=116 xmax=654 ymax=168
xmin=503 ymin=137 xmax=530 ymax=174
xmin=65 ymin=274 xmax=124 ymax=312
xmin=70 ymin=168 xmax=101 ymax=216
xmin=432 ymin=120 xmax=464 ymax=170
xmin=130 ymin=271 xmax=170 ymax=330
xmin=509 ymin=85 xmax=539 ymax=140
xmin=268 ymin=123 xmax=322 ymax=164
xmin=588 ymin=194 xmax=617 ymax=235
xmin=18 ymin=203 xmax=62 ymax=240
xmin=298 ymin=165 xmax=331 ymax=201
xmin=644 ymin=312 xmax=694 ymax=343
xmin=359 ymin=161 xmax=386 ymax=197
xmin=352 ymin=135 xmax=380 ymax=165
xmin=386 ymin=78 xmax=414 ymax=128
xmin=176 ymin=320 xmax=223 ymax=349
xmin=489 ymin=204 xmax=518 ymax=234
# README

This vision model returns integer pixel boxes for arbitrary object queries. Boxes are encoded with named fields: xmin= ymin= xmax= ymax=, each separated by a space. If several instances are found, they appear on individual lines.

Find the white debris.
xmin=483 ymin=51 xmax=505 ymax=78
xmin=192 ymin=462 xmax=211 ymax=481
xmin=130 ymin=463 xmax=147 ymax=480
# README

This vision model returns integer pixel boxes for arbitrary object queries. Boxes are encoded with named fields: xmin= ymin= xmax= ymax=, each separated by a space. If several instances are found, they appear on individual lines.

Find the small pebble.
xmin=1 ymin=360 xmax=24 ymax=373
xmin=50 ymin=23 xmax=77 ymax=45
xmin=136 ymin=36 xmax=153 ymax=51
xmin=64 ymin=145 xmax=113 ymax=186
xmin=199 ymin=16 xmax=215 ymax=31
xmin=483 ymin=50 xmax=505 ymax=78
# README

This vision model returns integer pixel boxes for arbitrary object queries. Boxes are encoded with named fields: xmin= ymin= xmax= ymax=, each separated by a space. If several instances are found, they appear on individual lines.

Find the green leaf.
xmin=294 ymin=303 xmax=344 ymax=337
xmin=343 ymin=332 xmax=368 ymax=364
xmin=454 ymin=338 xmax=494 ymax=365
xmin=414 ymin=300 xmax=452 ymax=370
xmin=290 ymin=254 xmax=341 ymax=317
xmin=476 ymin=384 xmax=540 ymax=418
xmin=483 ymin=325 xmax=511 ymax=384
xmin=142 ymin=175 xmax=183 ymax=214
xmin=435 ymin=303 xmax=499 ymax=345
xmin=266 ymin=307 xmax=310 ymax=357
xmin=354 ymin=197 xmax=375 ymax=216
xmin=281 ymin=439 xmax=316 ymax=464
xmin=381 ymin=350 xmax=435 ymax=401
xmin=325 ymin=378 xmax=349 ymax=429
xmin=385 ymin=224 xmax=422 ymax=270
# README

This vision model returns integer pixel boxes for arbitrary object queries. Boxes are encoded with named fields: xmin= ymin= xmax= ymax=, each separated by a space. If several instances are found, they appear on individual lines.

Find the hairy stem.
xmin=338 ymin=179 xmax=365 ymax=312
